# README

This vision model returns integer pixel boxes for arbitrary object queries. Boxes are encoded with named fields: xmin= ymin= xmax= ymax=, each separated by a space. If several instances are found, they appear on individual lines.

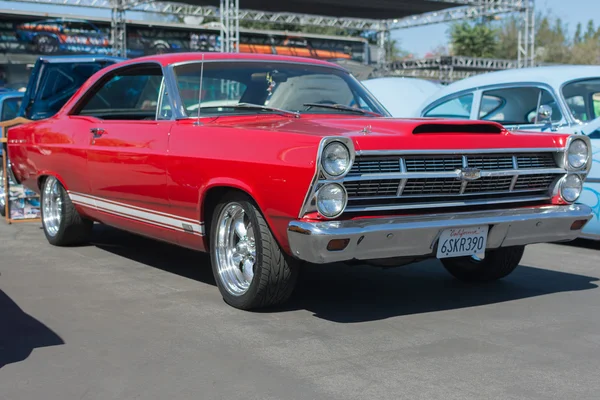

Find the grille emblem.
xmin=457 ymin=167 xmax=481 ymax=181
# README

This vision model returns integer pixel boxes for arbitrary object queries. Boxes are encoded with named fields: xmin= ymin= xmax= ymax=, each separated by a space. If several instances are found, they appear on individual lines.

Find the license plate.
xmin=436 ymin=226 xmax=489 ymax=259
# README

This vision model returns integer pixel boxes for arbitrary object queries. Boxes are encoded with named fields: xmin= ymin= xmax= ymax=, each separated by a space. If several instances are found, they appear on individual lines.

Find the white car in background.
xmin=416 ymin=66 xmax=600 ymax=240
xmin=361 ymin=77 xmax=441 ymax=118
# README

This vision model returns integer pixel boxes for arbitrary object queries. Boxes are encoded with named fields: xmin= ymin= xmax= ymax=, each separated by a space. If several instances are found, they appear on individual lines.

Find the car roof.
xmin=430 ymin=65 xmax=600 ymax=100
xmin=113 ymin=52 xmax=345 ymax=69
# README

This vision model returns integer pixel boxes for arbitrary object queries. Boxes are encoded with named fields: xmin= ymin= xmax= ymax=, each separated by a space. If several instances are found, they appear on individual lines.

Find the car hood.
xmin=210 ymin=116 xmax=569 ymax=152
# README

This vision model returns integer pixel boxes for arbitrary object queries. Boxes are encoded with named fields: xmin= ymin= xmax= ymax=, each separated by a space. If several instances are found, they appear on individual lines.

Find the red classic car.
xmin=6 ymin=53 xmax=594 ymax=310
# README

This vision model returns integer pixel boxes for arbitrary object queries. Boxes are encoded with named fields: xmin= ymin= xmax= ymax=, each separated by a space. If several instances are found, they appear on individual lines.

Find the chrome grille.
xmin=514 ymin=174 xmax=557 ymax=190
xmin=349 ymin=158 xmax=399 ymax=174
xmin=344 ymin=180 xmax=401 ymax=197
xmin=517 ymin=153 xmax=556 ymax=169
xmin=404 ymin=157 xmax=462 ymax=172
xmin=463 ymin=176 xmax=513 ymax=193
xmin=402 ymin=178 xmax=462 ymax=196
xmin=342 ymin=151 xmax=563 ymax=213
xmin=467 ymin=155 xmax=513 ymax=170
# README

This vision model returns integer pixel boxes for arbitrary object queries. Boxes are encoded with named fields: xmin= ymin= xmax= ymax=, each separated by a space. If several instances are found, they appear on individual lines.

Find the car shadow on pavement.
xmin=0 ymin=289 xmax=64 ymax=369
xmin=90 ymin=225 xmax=599 ymax=323
xmin=91 ymin=224 xmax=215 ymax=285
xmin=283 ymin=261 xmax=599 ymax=322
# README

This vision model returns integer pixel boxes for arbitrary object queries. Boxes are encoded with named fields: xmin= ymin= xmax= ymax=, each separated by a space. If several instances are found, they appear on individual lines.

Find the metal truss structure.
xmin=4 ymin=0 xmax=536 ymax=69
xmin=219 ymin=0 xmax=239 ymax=53
xmin=380 ymin=55 xmax=518 ymax=83
xmin=110 ymin=0 xmax=127 ymax=57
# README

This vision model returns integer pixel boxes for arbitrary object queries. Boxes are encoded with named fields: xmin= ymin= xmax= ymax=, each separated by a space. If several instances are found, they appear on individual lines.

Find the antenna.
xmin=194 ymin=53 xmax=205 ymax=126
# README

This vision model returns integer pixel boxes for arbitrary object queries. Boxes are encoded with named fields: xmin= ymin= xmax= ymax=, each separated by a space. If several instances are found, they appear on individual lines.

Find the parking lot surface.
xmin=1 ymin=221 xmax=600 ymax=399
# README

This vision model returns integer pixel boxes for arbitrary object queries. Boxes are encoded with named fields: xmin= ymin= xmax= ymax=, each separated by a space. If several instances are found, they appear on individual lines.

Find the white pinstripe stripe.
xmin=69 ymin=192 xmax=205 ymax=235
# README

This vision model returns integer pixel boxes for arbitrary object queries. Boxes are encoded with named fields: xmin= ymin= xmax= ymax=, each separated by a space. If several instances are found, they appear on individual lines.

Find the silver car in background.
xmin=416 ymin=66 xmax=600 ymax=240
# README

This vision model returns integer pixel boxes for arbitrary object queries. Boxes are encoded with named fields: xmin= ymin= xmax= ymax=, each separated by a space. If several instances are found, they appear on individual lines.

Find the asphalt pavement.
xmin=1 ymin=221 xmax=600 ymax=400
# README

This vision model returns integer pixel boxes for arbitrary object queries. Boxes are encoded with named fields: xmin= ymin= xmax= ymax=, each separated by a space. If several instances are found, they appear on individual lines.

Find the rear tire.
xmin=41 ymin=176 xmax=93 ymax=246
xmin=441 ymin=246 xmax=525 ymax=282
xmin=210 ymin=192 xmax=299 ymax=310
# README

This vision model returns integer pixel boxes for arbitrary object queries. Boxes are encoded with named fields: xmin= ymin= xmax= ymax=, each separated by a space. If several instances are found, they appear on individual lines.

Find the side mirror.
xmin=537 ymin=104 xmax=553 ymax=123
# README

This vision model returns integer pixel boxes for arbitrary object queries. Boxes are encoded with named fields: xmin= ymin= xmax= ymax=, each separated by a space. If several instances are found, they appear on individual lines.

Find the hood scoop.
xmin=412 ymin=123 xmax=502 ymax=134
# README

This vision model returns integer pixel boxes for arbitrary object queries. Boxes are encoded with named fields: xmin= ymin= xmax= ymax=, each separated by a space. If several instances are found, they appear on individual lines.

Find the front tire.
xmin=210 ymin=193 xmax=299 ymax=310
xmin=441 ymin=246 xmax=525 ymax=282
xmin=41 ymin=176 xmax=93 ymax=246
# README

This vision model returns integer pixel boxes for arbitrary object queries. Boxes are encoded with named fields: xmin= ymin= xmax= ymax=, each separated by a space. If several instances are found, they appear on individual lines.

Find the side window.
xmin=424 ymin=94 xmax=474 ymax=119
xmin=1 ymin=98 xmax=23 ymax=121
xmin=76 ymin=65 xmax=163 ymax=120
xmin=479 ymin=95 xmax=504 ymax=119
xmin=480 ymin=87 xmax=563 ymax=125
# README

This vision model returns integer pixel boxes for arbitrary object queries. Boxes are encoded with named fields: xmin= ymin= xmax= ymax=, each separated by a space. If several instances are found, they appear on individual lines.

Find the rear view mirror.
xmin=250 ymin=71 xmax=288 ymax=83
xmin=537 ymin=104 xmax=552 ymax=123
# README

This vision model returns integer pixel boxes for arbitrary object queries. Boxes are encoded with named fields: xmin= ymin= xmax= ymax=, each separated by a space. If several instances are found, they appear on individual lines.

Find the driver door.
xmin=71 ymin=63 xmax=174 ymax=239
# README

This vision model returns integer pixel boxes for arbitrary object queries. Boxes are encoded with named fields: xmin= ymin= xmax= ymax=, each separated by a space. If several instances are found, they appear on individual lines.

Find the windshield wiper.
xmin=303 ymin=103 xmax=381 ymax=117
xmin=233 ymin=103 xmax=300 ymax=118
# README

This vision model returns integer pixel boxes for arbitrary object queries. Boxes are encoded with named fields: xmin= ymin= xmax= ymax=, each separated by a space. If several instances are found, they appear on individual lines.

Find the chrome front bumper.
xmin=287 ymin=205 xmax=592 ymax=264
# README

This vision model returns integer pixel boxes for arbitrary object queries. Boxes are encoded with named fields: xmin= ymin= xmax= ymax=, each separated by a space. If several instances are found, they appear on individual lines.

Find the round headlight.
xmin=567 ymin=139 xmax=588 ymax=169
xmin=322 ymin=142 xmax=350 ymax=177
xmin=560 ymin=174 xmax=583 ymax=202
xmin=316 ymin=183 xmax=347 ymax=218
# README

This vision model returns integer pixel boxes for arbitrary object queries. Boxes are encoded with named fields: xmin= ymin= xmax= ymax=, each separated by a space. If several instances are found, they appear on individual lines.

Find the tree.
xmin=584 ymin=20 xmax=596 ymax=41
xmin=449 ymin=22 xmax=497 ymax=57
xmin=495 ymin=16 xmax=518 ymax=59
xmin=574 ymin=22 xmax=582 ymax=44
xmin=532 ymin=14 xmax=570 ymax=64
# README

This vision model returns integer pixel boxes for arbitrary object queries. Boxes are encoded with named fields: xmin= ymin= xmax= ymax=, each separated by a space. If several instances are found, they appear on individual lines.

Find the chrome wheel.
xmin=215 ymin=202 xmax=257 ymax=296
xmin=42 ymin=177 xmax=63 ymax=237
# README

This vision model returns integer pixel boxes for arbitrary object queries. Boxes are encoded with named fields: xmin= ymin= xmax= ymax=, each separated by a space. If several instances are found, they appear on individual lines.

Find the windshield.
xmin=172 ymin=61 xmax=389 ymax=117
xmin=561 ymin=78 xmax=600 ymax=123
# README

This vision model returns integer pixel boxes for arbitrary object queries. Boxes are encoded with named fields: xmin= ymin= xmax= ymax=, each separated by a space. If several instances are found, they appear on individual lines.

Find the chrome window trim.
xmin=67 ymin=59 xmax=175 ymax=122
xmin=166 ymin=59 xmax=390 ymax=119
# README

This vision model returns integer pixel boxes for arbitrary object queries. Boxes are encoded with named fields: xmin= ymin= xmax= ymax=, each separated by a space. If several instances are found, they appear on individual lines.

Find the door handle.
xmin=90 ymin=127 xmax=106 ymax=138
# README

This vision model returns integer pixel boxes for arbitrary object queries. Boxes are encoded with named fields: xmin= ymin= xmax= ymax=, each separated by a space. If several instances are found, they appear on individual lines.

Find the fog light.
xmin=560 ymin=174 xmax=583 ymax=202
xmin=327 ymin=238 xmax=350 ymax=251
xmin=570 ymin=219 xmax=588 ymax=231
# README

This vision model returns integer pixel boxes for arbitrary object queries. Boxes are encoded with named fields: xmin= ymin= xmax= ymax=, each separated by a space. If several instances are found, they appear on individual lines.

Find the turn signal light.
xmin=570 ymin=219 xmax=588 ymax=231
xmin=327 ymin=238 xmax=350 ymax=251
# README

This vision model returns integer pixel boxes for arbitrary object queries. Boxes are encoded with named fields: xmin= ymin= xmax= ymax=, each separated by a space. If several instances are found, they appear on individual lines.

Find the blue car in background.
xmin=18 ymin=55 xmax=125 ymax=120
xmin=1 ymin=55 xmax=123 ymax=218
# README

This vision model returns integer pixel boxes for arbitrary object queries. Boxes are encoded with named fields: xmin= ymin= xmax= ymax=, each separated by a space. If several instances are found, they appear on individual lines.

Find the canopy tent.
xmin=171 ymin=0 xmax=459 ymax=19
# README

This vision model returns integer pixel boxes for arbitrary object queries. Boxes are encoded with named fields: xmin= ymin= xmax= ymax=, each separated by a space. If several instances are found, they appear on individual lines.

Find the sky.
xmin=0 ymin=0 xmax=597 ymax=57
xmin=392 ymin=0 xmax=598 ymax=57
